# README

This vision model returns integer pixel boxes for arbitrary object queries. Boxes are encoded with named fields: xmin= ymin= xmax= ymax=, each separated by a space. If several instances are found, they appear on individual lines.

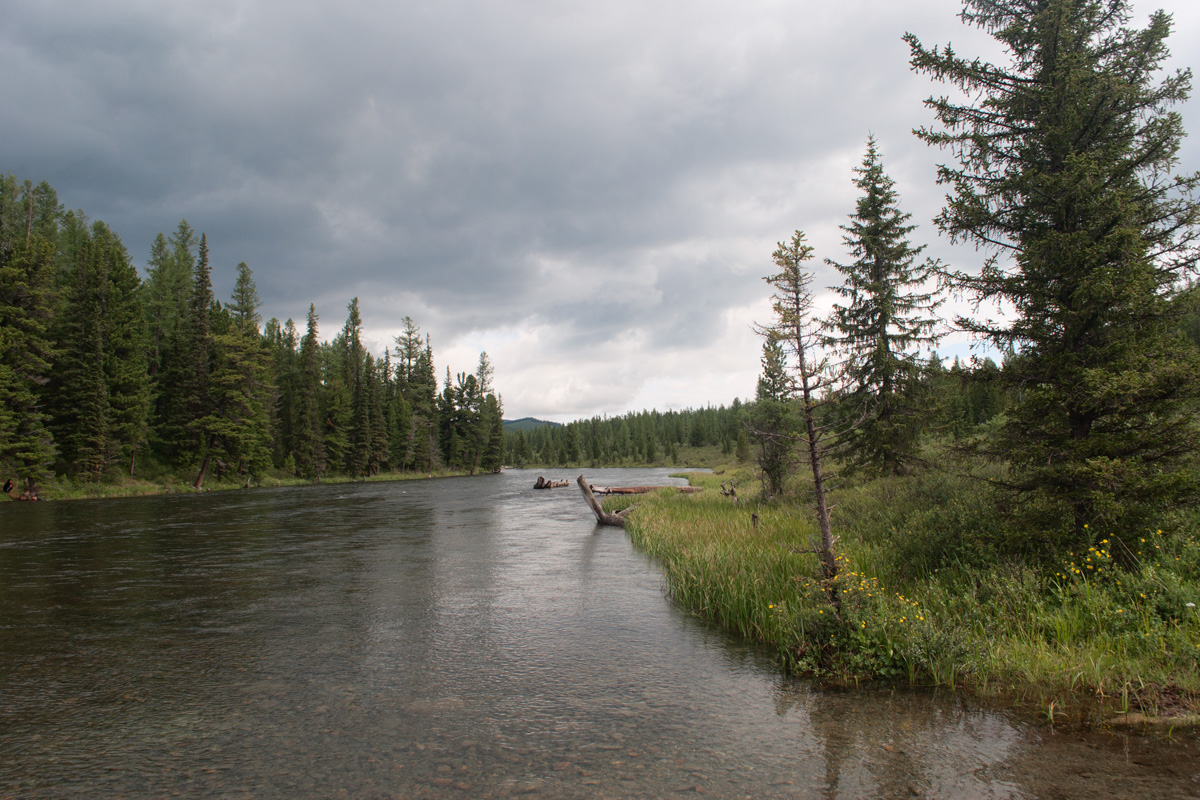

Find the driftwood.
xmin=589 ymin=484 xmax=701 ymax=495
xmin=576 ymin=475 xmax=640 ymax=527
xmin=534 ymin=476 xmax=570 ymax=489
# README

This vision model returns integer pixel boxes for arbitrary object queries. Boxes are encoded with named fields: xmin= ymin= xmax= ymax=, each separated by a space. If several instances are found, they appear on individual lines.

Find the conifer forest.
xmin=0 ymin=189 xmax=505 ymax=494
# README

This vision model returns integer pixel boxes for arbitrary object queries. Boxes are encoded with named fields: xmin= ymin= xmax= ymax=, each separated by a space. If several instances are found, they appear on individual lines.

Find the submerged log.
xmin=576 ymin=475 xmax=635 ymax=527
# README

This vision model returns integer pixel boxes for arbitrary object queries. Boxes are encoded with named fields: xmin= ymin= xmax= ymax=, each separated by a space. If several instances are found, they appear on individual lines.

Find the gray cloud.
xmin=3 ymin=0 xmax=1197 ymax=420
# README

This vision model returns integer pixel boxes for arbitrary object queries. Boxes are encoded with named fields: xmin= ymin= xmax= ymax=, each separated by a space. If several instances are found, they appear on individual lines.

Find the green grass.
xmin=621 ymin=465 xmax=1200 ymax=724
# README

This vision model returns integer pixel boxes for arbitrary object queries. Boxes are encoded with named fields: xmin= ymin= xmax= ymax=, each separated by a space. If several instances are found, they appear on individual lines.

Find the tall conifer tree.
xmin=826 ymin=137 xmax=941 ymax=475
xmin=907 ymin=0 xmax=1200 ymax=537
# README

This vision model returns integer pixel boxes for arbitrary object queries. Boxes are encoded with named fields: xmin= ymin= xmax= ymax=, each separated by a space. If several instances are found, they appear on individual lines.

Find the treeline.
xmin=507 ymin=404 xmax=748 ymax=467
xmin=0 ymin=177 xmax=504 ymax=494
xmin=746 ymin=0 xmax=1200 ymax=562
xmin=504 ymin=350 xmax=1012 ymax=470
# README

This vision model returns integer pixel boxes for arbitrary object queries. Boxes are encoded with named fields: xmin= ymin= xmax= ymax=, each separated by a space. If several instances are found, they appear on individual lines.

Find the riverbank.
xmin=11 ymin=468 xmax=474 ymax=502
xmin=622 ymin=466 xmax=1200 ymax=727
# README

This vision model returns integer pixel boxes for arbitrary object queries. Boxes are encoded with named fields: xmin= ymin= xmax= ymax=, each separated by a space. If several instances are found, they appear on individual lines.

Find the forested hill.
xmin=0 ymin=177 xmax=504 ymax=492
xmin=502 ymin=417 xmax=559 ymax=431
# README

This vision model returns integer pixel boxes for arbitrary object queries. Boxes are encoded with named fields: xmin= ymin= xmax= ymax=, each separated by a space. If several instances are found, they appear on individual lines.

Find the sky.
xmin=4 ymin=0 xmax=1199 ymax=423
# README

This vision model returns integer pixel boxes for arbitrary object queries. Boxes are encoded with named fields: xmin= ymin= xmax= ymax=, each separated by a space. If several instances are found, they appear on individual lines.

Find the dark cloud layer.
xmin=3 ymin=0 xmax=1197 ymax=420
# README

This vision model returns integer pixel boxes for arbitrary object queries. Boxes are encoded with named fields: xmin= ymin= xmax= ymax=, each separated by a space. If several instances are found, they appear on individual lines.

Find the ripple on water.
xmin=1 ymin=469 xmax=1197 ymax=799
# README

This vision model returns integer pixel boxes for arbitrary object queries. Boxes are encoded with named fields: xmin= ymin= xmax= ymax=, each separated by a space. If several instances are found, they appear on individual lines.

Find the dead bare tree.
xmin=576 ymin=476 xmax=638 ymax=527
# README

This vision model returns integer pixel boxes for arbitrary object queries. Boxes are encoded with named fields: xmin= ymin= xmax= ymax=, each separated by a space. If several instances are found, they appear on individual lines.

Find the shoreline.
xmin=6 ymin=468 xmax=475 ymax=503
xmin=619 ymin=467 xmax=1200 ymax=729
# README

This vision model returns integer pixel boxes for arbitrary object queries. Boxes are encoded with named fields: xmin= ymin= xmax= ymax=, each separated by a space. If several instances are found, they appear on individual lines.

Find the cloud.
xmin=2 ymin=0 xmax=1197 ymax=422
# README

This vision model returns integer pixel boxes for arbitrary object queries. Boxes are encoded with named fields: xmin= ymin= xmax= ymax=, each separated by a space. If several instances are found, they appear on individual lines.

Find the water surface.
xmin=2 ymin=469 xmax=1197 ymax=798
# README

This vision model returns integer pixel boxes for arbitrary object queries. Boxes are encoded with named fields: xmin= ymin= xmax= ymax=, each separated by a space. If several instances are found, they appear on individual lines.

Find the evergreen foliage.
xmin=826 ymin=137 xmax=941 ymax=475
xmin=0 ymin=176 xmax=504 ymax=489
xmin=907 ymin=0 xmax=1200 ymax=537
xmin=750 ymin=334 xmax=794 ymax=498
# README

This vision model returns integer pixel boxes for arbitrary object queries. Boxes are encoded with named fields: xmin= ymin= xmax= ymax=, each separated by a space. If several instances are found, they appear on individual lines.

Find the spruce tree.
xmin=295 ymin=305 xmax=325 ymax=478
xmin=0 ymin=233 xmax=57 ymax=491
xmin=750 ymin=334 xmax=795 ymax=498
xmin=229 ymin=261 xmax=262 ymax=334
xmin=47 ymin=222 xmax=149 ymax=479
xmin=321 ymin=343 xmax=351 ymax=476
xmin=907 ymin=0 xmax=1200 ymax=537
xmin=202 ymin=324 xmax=275 ymax=485
xmin=366 ymin=356 xmax=390 ymax=474
xmin=182 ymin=234 xmax=215 ymax=485
xmin=826 ymin=137 xmax=941 ymax=475
xmin=342 ymin=298 xmax=371 ymax=477
xmin=99 ymin=225 xmax=151 ymax=475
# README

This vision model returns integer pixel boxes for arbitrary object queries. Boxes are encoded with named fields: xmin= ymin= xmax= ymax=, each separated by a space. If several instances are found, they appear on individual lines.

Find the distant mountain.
xmin=503 ymin=417 xmax=561 ymax=431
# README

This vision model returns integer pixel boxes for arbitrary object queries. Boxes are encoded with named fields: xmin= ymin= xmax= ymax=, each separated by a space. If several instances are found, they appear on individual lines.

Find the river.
xmin=1 ymin=468 xmax=1197 ymax=798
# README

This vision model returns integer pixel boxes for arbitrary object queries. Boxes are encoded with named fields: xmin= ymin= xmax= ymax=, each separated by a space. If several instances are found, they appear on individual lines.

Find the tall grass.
xmin=623 ymin=467 xmax=1200 ymax=721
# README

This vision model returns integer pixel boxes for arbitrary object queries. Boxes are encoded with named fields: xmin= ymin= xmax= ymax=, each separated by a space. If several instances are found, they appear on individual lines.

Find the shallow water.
xmin=1 ymin=468 xmax=1197 ymax=798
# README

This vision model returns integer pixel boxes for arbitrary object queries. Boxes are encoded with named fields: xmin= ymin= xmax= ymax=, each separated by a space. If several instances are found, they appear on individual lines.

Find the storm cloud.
xmin=4 ymin=0 xmax=1197 ymax=420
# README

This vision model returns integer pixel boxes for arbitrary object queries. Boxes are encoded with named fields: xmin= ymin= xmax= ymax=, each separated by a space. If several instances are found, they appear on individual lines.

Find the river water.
xmin=1 ymin=468 xmax=1197 ymax=799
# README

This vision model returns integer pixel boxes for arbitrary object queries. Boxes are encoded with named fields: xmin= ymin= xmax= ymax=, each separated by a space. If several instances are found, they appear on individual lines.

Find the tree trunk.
xmin=194 ymin=454 xmax=209 ymax=490
xmin=589 ymin=485 xmax=700 ymax=495
xmin=576 ymin=475 xmax=633 ymax=527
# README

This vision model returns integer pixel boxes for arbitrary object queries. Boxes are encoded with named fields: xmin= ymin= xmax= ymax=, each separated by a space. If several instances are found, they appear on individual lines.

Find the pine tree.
xmin=295 ymin=305 xmax=325 ymax=478
xmin=229 ymin=262 xmax=262 ymax=334
xmin=826 ymin=137 xmax=941 ymax=475
xmin=907 ymin=0 xmax=1200 ymax=537
xmin=340 ymin=298 xmax=373 ymax=478
xmin=366 ymin=356 xmax=390 ymax=474
xmin=481 ymin=393 xmax=505 ymax=472
xmin=404 ymin=339 xmax=439 ymax=473
xmin=750 ymin=334 xmax=795 ymax=498
xmin=202 ymin=324 xmax=275 ymax=485
xmin=100 ymin=225 xmax=151 ymax=475
xmin=47 ymin=222 xmax=149 ymax=479
xmin=321 ymin=337 xmax=351 ymax=475
xmin=438 ymin=367 xmax=461 ymax=469
xmin=0 ymin=230 xmax=57 ymax=492
xmin=182 ymin=233 xmax=215 ymax=485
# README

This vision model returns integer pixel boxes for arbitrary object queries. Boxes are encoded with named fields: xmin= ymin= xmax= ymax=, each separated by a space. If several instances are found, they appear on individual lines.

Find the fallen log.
xmin=577 ymin=475 xmax=638 ymax=527
xmin=589 ymin=484 xmax=701 ymax=495
xmin=534 ymin=476 xmax=571 ymax=489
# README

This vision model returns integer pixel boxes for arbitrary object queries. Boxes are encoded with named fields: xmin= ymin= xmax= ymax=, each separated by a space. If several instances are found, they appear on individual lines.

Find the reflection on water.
xmin=1 ymin=469 xmax=1197 ymax=798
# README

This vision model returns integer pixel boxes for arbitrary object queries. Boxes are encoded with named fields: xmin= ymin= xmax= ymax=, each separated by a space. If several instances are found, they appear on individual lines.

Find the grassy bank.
xmin=623 ymin=466 xmax=1200 ymax=725
xmin=19 ymin=468 xmax=473 ymax=501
